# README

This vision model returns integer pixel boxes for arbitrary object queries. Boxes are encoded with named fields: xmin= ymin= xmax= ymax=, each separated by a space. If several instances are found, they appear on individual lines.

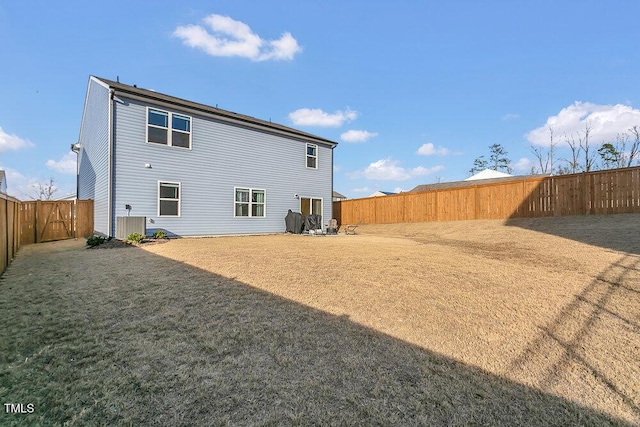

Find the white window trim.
xmin=158 ymin=181 xmax=181 ymax=217
xmin=306 ymin=143 xmax=318 ymax=169
xmin=233 ymin=187 xmax=267 ymax=218
xmin=146 ymin=107 xmax=192 ymax=150
xmin=300 ymin=196 xmax=323 ymax=216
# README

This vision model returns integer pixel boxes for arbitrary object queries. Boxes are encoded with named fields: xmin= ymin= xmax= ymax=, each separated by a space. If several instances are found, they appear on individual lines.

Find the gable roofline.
xmin=410 ymin=174 xmax=550 ymax=193
xmin=464 ymin=168 xmax=513 ymax=181
xmin=94 ymin=76 xmax=338 ymax=148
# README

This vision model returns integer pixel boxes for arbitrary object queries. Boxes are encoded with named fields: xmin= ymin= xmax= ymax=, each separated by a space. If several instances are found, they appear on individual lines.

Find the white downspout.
xmin=108 ymin=89 xmax=114 ymax=237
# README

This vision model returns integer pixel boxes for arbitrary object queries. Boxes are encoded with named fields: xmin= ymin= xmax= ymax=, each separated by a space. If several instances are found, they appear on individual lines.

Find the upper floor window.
xmin=148 ymin=108 xmax=191 ymax=149
xmin=306 ymin=143 xmax=317 ymax=169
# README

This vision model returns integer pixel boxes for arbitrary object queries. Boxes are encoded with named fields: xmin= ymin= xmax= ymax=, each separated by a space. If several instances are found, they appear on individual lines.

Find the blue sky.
xmin=2 ymin=1 xmax=640 ymax=199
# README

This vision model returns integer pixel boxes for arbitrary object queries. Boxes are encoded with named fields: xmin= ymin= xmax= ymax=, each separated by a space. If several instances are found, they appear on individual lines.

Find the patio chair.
xmin=343 ymin=221 xmax=361 ymax=235
xmin=327 ymin=219 xmax=338 ymax=235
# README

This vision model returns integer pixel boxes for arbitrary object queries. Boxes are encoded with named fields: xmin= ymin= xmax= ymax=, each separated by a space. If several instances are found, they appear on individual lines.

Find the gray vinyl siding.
xmin=112 ymin=97 xmax=333 ymax=236
xmin=77 ymin=78 xmax=110 ymax=235
xmin=0 ymin=172 xmax=6 ymax=193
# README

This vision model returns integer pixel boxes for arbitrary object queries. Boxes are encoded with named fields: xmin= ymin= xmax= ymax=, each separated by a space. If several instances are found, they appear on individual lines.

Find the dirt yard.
xmin=1 ymin=214 xmax=638 ymax=425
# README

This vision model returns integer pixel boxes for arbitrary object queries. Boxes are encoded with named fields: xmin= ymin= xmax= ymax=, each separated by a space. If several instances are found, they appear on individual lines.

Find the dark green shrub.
xmin=126 ymin=232 xmax=145 ymax=244
xmin=152 ymin=229 xmax=167 ymax=239
xmin=86 ymin=235 xmax=106 ymax=247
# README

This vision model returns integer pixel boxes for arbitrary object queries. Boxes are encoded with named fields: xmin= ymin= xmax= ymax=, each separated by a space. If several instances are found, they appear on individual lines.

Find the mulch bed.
xmin=87 ymin=238 xmax=170 ymax=249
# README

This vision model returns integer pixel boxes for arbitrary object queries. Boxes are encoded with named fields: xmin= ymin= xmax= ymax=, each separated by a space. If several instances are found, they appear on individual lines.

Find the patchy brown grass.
xmin=1 ymin=214 xmax=638 ymax=425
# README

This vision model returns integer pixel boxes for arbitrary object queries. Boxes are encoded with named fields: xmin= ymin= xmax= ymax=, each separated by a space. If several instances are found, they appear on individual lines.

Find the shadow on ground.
xmin=507 ymin=252 xmax=640 ymax=421
xmin=504 ymin=213 xmax=640 ymax=255
xmin=0 ymin=241 xmax=634 ymax=426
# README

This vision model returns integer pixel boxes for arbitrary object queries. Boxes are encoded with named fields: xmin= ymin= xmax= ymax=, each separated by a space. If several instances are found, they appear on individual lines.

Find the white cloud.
xmin=1 ymin=168 xmax=26 ymax=198
xmin=46 ymin=152 xmax=77 ymax=175
xmin=173 ymin=14 xmax=301 ymax=61
xmin=411 ymin=165 xmax=445 ymax=176
xmin=351 ymin=186 xmax=371 ymax=193
xmin=393 ymin=187 xmax=406 ymax=193
xmin=416 ymin=143 xmax=452 ymax=156
xmin=502 ymin=113 xmax=520 ymax=121
xmin=0 ymin=167 xmax=36 ymax=199
xmin=349 ymin=158 xmax=444 ymax=181
xmin=512 ymin=157 xmax=534 ymax=173
xmin=289 ymin=108 xmax=358 ymax=127
xmin=527 ymin=102 xmax=640 ymax=146
xmin=0 ymin=166 xmax=76 ymax=200
xmin=0 ymin=127 xmax=33 ymax=152
xmin=340 ymin=130 xmax=378 ymax=143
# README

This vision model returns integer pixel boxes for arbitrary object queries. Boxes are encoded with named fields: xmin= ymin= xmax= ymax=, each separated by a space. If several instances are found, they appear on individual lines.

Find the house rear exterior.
xmin=0 ymin=170 xmax=7 ymax=194
xmin=77 ymin=76 xmax=337 ymax=237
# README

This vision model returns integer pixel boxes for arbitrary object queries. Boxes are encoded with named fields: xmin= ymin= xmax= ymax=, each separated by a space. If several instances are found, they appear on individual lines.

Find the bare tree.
xmin=627 ymin=125 xmax=640 ymax=167
xmin=559 ymin=133 xmax=581 ymax=174
xmin=531 ymin=127 xmax=556 ymax=174
xmin=530 ymin=145 xmax=546 ymax=174
xmin=29 ymin=178 xmax=58 ymax=200
xmin=555 ymin=164 xmax=573 ymax=175
xmin=578 ymin=124 xmax=596 ymax=172
xmin=616 ymin=133 xmax=628 ymax=168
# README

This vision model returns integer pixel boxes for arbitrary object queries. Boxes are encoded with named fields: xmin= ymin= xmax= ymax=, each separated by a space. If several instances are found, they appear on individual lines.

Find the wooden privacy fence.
xmin=334 ymin=167 xmax=640 ymax=225
xmin=1 ymin=193 xmax=21 ymax=276
xmin=19 ymin=199 xmax=94 ymax=245
xmin=1 ymin=198 xmax=94 ymax=276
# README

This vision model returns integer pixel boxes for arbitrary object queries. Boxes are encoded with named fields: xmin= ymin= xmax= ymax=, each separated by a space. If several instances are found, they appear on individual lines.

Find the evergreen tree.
xmin=469 ymin=156 xmax=488 ymax=175
xmin=489 ymin=143 xmax=512 ymax=173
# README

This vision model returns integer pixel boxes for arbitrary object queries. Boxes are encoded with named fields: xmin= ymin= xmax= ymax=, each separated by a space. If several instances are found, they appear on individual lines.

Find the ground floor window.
xmin=235 ymin=187 xmax=266 ymax=217
xmin=158 ymin=181 xmax=181 ymax=216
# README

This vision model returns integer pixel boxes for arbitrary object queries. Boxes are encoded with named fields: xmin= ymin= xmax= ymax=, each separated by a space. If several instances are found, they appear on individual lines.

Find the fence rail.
xmin=1 ymin=198 xmax=94 ymax=276
xmin=334 ymin=167 xmax=640 ymax=225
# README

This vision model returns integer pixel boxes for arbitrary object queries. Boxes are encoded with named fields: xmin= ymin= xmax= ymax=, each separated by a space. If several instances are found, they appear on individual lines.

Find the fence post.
xmin=73 ymin=199 xmax=77 ymax=239
xmin=3 ymin=197 xmax=7 ymax=271
xmin=35 ymin=200 xmax=41 ymax=243
xmin=473 ymin=185 xmax=479 ymax=220
xmin=553 ymin=177 xmax=559 ymax=217
xmin=15 ymin=200 xmax=20 ymax=255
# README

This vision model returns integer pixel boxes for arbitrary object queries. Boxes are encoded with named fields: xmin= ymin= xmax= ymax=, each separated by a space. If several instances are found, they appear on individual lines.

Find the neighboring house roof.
xmin=332 ymin=190 xmax=346 ymax=199
xmin=465 ymin=169 xmax=513 ymax=181
xmin=54 ymin=193 xmax=77 ymax=201
xmin=0 ymin=170 xmax=6 ymax=193
xmin=95 ymin=77 xmax=338 ymax=148
xmin=410 ymin=174 xmax=549 ymax=193
xmin=369 ymin=190 xmax=397 ymax=197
